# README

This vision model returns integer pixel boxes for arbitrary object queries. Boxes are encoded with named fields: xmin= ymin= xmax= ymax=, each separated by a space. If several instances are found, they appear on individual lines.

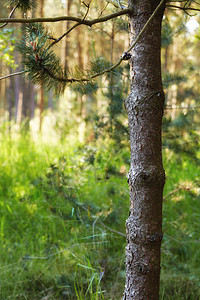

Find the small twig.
xmin=166 ymin=4 xmax=200 ymax=12
xmin=49 ymin=2 xmax=91 ymax=48
xmin=0 ymin=70 xmax=26 ymax=81
xmin=106 ymin=0 xmax=126 ymax=9
xmin=23 ymin=241 xmax=108 ymax=260
xmin=0 ymin=5 xmax=18 ymax=29
xmin=163 ymin=185 xmax=193 ymax=201
xmin=98 ymin=2 xmax=109 ymax=18
xmin=118 ymin=0 xmax=126 ymax=10
xmin=99 ymin=221 xmax=126 ymax=237
xmin=163 ymin=187 xmax=183 ymax=201
xmin=164 ymin=233 xmax=200 ymax=244
xmin=48 ymin=23 xmax=80 ymax=48
xmin=165 ymin=105 xmax=200 ymax=110
xmin=82 ymin=1 xmax=91 ymax=21
xmin=106 ymin=0 xmax=119 ymax=9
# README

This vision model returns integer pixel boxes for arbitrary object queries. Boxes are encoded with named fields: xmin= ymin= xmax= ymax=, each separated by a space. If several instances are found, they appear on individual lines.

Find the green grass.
xmin=0 ymin=129 xmax=200 ymax=299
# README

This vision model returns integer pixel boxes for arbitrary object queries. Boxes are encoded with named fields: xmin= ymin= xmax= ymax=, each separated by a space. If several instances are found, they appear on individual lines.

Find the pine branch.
xmin=1 ymin=0 xmax=166 ymax=94
xmin=3 ymin=0 xmax=37 ymax=11
xmin=0 ymin=70 xmax=25 ymax=80
xmin=66 ymin=0 xmax=167 ymax=83
xmin=0 ymin=8 xmax=131 ymax=25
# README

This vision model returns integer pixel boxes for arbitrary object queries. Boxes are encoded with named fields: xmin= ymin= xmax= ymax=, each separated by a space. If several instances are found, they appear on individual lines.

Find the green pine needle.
xmin=70 ymin=81 xmax=98 ymax=96
xmin=3 ymin=0 xmax=37 ymax=11
xmin=89 ymin=57 xmax=110 ymax=75
xmin=17 ymin=23 xmax=67 ymax=95
xmin=163 ymin=72 xmax=187 ymax=88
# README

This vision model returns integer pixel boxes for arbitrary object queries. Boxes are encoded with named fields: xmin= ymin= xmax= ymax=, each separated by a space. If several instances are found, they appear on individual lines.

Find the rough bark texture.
xmin=124 ymin=1 xmax=166 ymax=299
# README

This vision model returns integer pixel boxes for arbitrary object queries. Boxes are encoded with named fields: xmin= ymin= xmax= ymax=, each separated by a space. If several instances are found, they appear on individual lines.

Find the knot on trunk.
xmin=149 ymin=232 xmax=163 ymax=243
xmin=128 ymin=166 xmax=165 ymax=189
xmin=126 ymin=90 xmax=165 ymax=113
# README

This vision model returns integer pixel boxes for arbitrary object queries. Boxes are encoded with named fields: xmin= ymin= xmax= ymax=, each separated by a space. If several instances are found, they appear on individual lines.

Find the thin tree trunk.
xmin=39 ymin=0 xmax=44 ymax=131
xmin=16 ymin=91 xmax=23 ymax=124
xmin=110 ymin=22 xmax=115 ymax=127
xmin=61 ymin=0 xmax=72 ymax=71
xmin=7 ymin=75 xmax=12 ymax=122
xmin=124 ymin=1 xmax=166 ymax=299
xmin=48 ymin=90 xmax=53 ymax=112
xmin=29 ymin=0 xmax=36 ymax=120
xmin=14 ymin=67 xmax=20 ymax=122
xmin=30 ymin=82 xmax=35 ymax=119
xmin=167 ymin=37 xmax=178 ymax=119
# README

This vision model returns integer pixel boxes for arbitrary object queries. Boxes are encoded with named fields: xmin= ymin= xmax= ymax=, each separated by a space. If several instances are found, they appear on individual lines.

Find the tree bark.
xmin=124 ymin=1 xmax=166 ymax=299
xmin=39 ymin=0 xmax=45 ymax=131
xmin=61 ymin=0 xmax=72 ymax=71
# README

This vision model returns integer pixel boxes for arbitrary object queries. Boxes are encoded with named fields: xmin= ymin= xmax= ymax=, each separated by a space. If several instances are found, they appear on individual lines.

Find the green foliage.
xmin=0 ymin=28 xmax=16 ymax=68
xmin=115 ymin=18 xmax=129 ymax=32
xmin=71 ymin=81 xmax=98 ymax=95
xmin=17 ymin=23 xmax=67 ymax=94
xmin=162 ymin=20 xmax=173 ymax=48
xmin=3 ymin=0 xmax=37 ymax=11
xmin=69 ymin=57 xmax=109 ymax=96
xmin=97 ymin=62 xmax=129 ymax=145
xmin=90 ymin=57 xmax=110 ymax=75
xmin=0 ymin=131 xmax=128 ymax=299
xmin=0 ymin=118 xmax=200 ymax=299
xmin=161 ymin=16 xmax=187 ymax=49
xmin=163 ymin=112 xmax=200 ymax=162
xmin=163 ymin=72 xmax=187 ymax=88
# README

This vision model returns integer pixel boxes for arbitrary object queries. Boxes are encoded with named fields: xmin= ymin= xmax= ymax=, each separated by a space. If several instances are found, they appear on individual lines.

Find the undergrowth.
xmin=0 ymin=123 xmax=200 ymax=299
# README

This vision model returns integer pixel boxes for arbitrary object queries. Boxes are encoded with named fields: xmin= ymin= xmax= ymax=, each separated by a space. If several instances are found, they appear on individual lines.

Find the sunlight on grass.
xmin=0 ymin=126 xmax=200 ymax=299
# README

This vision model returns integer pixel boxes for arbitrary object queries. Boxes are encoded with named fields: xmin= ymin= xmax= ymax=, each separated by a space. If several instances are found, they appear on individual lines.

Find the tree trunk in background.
xmin=61 ymin=0 xmax=72 ymax=71
xmin=16 ymin=91 xmax=23 ymax=124
xmin=124 ymin=1 xmax=166 ymax=299
xmin=0 ymin=61 xmax=3 ymax=104
xmin=109 ymin=21 xmax=115 ymax=130
xmin=29 ymin=0 xmax=36 ymax=120
xmin=39 ymin=0 xmax=45 ymax=131
xmin=14 ymin=64 xmax=20 ymax=121
xmin=48 ymin=90 xmax=53 ymax=112
xmin=30 ymin=82 xmax=35 ymax=119
xmin=18 ymin=14 xmax=34 ymax=127
xmin=167 ymin=37 xmax=178 ymax=119
xmin=76 ymin=24 xmax=86 ymax=142
xmin=7 ymin=74 xmax=12 ymax=122
xmin=77 ymin=25 xmax=84 ymax=116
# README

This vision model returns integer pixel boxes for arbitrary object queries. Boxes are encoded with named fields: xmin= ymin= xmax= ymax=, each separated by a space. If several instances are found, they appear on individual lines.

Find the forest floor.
xmin=0 ymin=126 xmax=200 ymax=300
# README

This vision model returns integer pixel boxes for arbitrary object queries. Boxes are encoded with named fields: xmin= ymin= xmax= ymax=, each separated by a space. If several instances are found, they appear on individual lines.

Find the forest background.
xmin=0 ymin=0 xmax=200 ymax=299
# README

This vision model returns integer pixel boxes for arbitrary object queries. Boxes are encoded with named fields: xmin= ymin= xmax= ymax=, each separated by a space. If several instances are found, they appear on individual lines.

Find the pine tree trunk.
xmin=7 ymin=75 xmax=12 ymax=122
xmin=124 ymin=1 xmax=166 ymax=299
xmin=61 ymin=0 xmax=72 ymax=71
xmin=39 ymin=0 xmax=45 ymax=131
